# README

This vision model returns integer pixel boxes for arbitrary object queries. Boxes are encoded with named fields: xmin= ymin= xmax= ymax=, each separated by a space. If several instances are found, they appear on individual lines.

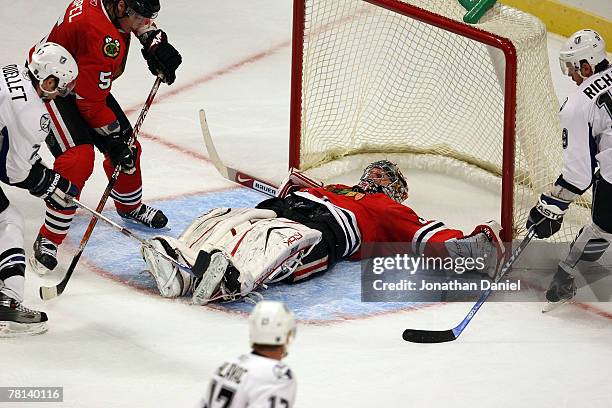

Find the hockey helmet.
xmin=249 ymin=301 xmax=296 ymax=347
xmin=125 ymin=0 xmax=160 ymax=19
xmin=29 ymin=42 xmax=78 ymax=97
xmin=559 ymin=29 xmax=607 ymax=76
xmin=357 ymin=160 xmax=409 ymax=203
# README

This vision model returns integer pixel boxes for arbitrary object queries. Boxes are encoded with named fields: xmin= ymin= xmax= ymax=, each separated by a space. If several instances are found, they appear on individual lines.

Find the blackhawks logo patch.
xmin=103 ymin=36 xmax=120 ymax=58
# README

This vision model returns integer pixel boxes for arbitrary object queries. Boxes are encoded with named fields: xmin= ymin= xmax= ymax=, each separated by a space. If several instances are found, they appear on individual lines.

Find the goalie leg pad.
xmin=179 ymin=208 xmax=277 ymax=249
xmin=191 ymin=218 xmax=323 ymax=303
xmin=227 ymin=218 xmax=323 ymax=295
xmin=140 ymin=236 xmax=196 ymax=298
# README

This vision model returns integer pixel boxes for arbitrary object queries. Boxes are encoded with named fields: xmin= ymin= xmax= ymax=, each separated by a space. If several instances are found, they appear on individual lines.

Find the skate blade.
xmin=192 ymin=253 xmax=227 ymax=306
xmin=0 ymin=321 xmax=48 ymax=337
xmin=28 ymin=254 xmax=53 ymax=277
xmin=542 ymin=299 xmax=574 ymax=313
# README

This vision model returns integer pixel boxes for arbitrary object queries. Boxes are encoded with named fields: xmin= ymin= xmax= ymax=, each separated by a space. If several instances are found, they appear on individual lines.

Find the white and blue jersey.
xmin=0 ymin=63 xmax=50 ymax=186
xmin=199 ymin=353 xmax=296 ymax=408
xmin=558 ymin=66 xmax=612 ymax=191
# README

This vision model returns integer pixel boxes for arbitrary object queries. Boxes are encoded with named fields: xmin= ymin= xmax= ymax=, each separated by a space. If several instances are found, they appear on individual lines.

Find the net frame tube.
xmin=289 ymin=0 xmax=517 ymax=242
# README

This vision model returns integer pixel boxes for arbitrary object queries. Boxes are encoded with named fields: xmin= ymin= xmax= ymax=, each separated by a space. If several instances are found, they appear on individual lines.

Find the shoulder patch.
xmin=103 ymin=36 xmax=121 ymax=58
xmin=40 ymin=113 xmax=51 ymax=135
xmin=273 ymin=363 xmax=292 ymax=380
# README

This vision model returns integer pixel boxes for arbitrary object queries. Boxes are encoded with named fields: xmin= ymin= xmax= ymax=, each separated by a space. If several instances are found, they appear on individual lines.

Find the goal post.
xmin=288 ymin=0 xmax=591 ymax=242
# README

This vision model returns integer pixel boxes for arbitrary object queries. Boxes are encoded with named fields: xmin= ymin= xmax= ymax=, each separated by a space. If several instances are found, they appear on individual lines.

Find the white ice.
xmin=1 ymin=1 xmax=612 ymax=407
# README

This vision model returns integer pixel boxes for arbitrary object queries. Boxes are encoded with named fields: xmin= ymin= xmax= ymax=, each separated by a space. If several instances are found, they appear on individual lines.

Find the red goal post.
xmin=288 ymin=0 xmax=590 ymax=243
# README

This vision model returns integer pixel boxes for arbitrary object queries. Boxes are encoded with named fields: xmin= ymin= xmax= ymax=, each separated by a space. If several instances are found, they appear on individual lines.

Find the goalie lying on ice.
xmin=141 ymin=161 xmax=504 ymax=304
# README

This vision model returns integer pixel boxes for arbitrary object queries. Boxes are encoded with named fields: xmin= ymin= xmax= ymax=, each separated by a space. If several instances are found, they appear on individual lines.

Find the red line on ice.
xmin=124 ymin=39 xmax=291 ymax=115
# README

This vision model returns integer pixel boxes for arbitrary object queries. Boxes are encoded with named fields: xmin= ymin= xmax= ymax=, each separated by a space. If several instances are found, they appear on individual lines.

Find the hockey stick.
xmin=51 ymin=197 xmax=195 ymax=274
xmin=39 ymin=77 xmax=162 ymax=301
xmin=198 ymin=109 xmax=278 ymax=197
xmin=402 ymin=226 xmax=537 ymax=343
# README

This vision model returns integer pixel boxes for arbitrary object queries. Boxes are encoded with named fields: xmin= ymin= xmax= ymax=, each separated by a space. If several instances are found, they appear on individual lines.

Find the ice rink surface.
xmin=2 ymin=1 xmax=612 ymax=407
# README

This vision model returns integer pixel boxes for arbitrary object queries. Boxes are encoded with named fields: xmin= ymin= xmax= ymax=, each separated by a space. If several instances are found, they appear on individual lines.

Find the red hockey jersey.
xmin=294 ymin=185 xmax=463 ymax=259
xmin=30 ymin=0 xmax=131 ymax=128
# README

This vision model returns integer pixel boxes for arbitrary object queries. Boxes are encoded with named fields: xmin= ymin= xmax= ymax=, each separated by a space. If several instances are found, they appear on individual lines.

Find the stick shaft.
xmin=43 ymin=77 xmax=162 ymax=299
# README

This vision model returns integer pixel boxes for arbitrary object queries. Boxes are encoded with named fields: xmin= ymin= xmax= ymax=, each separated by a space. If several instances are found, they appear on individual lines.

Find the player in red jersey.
xmin=140 ymin=161 xmax=504 ymax=304
xmin=28 ymin=0 xmax=182 ymax=273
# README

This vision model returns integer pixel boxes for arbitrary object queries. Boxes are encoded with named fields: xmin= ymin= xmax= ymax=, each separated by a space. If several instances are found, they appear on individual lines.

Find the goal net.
xmin=289 ymin=0 xmax=591 ymax=242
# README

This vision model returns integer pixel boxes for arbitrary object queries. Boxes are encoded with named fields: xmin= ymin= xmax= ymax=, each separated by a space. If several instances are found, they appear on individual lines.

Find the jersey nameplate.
xmin=583 ymin=72 xmax=612 ymax=100
xmin=2 ymin=65 xmax=27 ymax=101
xmin=216 ymin=362 xmax=248 ymax=385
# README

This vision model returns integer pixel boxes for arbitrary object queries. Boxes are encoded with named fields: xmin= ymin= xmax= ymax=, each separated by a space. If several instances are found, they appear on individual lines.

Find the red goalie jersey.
xmin=293 ymin=184 xmax=464 ymax=259
xmin=29 ymin=0 xmax=131 ymax=128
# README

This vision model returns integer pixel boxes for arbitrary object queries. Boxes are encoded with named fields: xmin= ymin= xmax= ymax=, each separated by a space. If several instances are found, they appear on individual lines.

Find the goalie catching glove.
xmin=527 ymin=182 xmax=578 ymax=239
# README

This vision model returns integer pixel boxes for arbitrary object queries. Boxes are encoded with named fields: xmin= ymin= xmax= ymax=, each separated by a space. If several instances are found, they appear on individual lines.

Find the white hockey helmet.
xmin=249 ymin=301 xmax=296 ymax=347
xmin=29 ymin=42 xmax=78 ymax=97
xmin=559 ymin=29 xmax=607 ymax=76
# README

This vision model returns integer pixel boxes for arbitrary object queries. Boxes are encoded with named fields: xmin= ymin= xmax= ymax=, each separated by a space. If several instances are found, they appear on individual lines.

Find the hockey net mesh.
xmin=294 ymin=0 xmax=591 ymax=241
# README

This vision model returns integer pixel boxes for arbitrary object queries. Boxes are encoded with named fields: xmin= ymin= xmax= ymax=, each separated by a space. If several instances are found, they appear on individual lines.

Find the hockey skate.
xmin=118 ymin=203 xmax=168 ymax=229
xmin=192 ymin=250 xmax=230 ymax=306
xmin=0 ymin=292 xmax=48 ymax=337
xmin=29 ymin=233 xmax=58 ymax=275
xmin=446 ymin=221 xmax=504 ymax=279
xmin=542 ymin=265 xmax=576 ymax=313
xmin=140 ymin=237 xmax=194 ymax=298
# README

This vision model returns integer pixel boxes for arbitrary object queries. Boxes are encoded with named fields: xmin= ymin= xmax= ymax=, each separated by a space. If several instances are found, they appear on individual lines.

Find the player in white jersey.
xmin=527 ymin=29 xmax=612 ymax=306
xmin=199 ymin=301 xmax=297 ymax=408
xmin=0 ymin=43 xmax=79 ymax=336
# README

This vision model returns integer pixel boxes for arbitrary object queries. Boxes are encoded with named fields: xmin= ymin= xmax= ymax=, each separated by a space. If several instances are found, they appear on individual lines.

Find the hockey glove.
xmin=29 ymin=165 xmax=79 ymax=211
xmin=526 ymin=194 xmax=571 ymax=239
xmin=107 ymin=136 xmax=138 ymax=175
xmin=141 ymin=30 xmax=182 ymax=85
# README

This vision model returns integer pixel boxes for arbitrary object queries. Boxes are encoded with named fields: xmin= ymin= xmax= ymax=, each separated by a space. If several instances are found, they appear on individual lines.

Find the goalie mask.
xmin=355 ymin=160 xmax=409 ymax=203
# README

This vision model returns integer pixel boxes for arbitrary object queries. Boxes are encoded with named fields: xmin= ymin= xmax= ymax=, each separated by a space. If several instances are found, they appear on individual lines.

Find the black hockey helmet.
xmin=124 ymin=0 xmax=160 ymax=18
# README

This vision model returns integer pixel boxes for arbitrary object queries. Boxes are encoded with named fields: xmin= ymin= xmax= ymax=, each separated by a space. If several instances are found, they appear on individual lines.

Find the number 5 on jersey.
xmin=98 ymin=71 xmax=111 ymax=90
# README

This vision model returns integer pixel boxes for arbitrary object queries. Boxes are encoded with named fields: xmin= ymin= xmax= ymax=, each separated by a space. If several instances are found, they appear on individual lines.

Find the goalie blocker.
xmin=141 ymin=165 xmax=504 ymax=304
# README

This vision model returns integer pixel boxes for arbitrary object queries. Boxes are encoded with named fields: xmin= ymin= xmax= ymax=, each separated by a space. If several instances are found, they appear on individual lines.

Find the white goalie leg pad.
xmin=140 ymin=236 xmax=197 ymax=298
xmin=179 ymin=207 xmax=277 ymax=250
xmin=192 ymin=218 xmax=322 ymax=304
xmin=225 ymin=218 xmax=323 ymax=295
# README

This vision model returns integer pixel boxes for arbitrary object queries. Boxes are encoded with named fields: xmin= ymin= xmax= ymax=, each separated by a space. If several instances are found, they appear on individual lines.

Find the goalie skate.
xmin=192 ymin=250 xmax=229 ymax=305
xmin=140 ymin=237 xmax=194 ymax=298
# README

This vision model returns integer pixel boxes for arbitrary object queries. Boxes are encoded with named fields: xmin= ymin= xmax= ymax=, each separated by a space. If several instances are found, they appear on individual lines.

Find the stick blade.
xmin=402 ymin=328 xmax=457 ymax=343
xmin=39 ymin=285 xmax=60 ymax=301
